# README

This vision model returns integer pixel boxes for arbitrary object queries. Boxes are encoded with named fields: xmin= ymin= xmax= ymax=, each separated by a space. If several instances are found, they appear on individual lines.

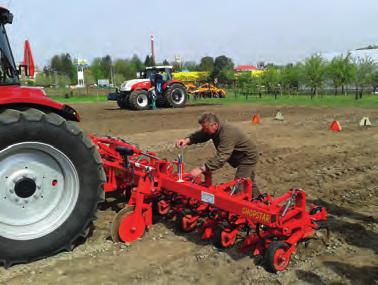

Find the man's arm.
xmin=176 ymin=130 xmax=211 ymax=148
xmin=188 ymin=130 xmax=211 ymax=144
xmin=205 ymin=135 xmax=234 ymax=171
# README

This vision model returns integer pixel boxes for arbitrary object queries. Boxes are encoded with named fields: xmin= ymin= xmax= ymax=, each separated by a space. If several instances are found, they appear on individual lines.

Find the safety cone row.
xmin=251 ymin=113 xmax=371 ymax=131
xmin=329 ymin=116 xmax=372 ymax=132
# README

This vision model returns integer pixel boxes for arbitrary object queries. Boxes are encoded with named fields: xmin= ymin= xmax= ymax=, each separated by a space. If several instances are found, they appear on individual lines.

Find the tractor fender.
xmin=163 ymin=80 xmax=185 ymax=90
xmin=0 ymin=86 xmax=80 ymax=121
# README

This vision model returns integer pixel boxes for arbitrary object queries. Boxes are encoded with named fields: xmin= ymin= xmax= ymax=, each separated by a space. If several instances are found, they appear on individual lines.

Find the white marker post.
xmin=177 ymin=147 xmax=184 ymax=183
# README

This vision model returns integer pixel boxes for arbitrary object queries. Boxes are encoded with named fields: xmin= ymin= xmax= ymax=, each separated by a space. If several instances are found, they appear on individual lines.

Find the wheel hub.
xmin=14 ymin=177 xmax=36 ymax=198
xmin=171 ymin=89 xmax=185 ymax=104
xmin=137 ymin=94 xmax=148 ymax=107
xmin=0 ymin=142 xmax=79 ymax=240
xmin=4 ymin=170 xmax=43 ymax=206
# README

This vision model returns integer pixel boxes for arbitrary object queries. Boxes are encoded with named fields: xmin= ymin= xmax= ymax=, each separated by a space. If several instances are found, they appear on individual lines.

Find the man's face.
xmin=201 ymin=121 xmax=218 ymax=135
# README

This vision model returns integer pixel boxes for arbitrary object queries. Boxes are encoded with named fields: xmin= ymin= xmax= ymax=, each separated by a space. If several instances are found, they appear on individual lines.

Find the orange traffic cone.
xmin=252 ymin=114 xmax=260 ymax=124
xmin=330 ymin=120 xmax=342 ymax=132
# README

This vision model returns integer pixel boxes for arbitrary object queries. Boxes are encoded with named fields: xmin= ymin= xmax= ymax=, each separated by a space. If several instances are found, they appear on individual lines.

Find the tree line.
xmin=236 ymin=54 xmax=378 ymax=99
xmin=33 ymin=52 xmax=378 ymax=99
xmin=33 ymin=53 xmax=237 ymax=88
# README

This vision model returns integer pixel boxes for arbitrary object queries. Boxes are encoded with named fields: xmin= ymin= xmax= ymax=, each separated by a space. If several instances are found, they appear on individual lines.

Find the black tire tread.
xmin=117 ymin=93 xmax=130 ymax=109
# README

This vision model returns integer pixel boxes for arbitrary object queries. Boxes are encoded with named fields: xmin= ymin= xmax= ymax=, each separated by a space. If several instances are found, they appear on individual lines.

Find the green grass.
xmin=45 ymin=87 xmax=110 ymax=104
xmin=49 ymin=95 xmax=107 ymax=104
xmin=48 ymin=88 xmax=378 ymax=108
xmin=191 ymin=91 xmax=378 ymax=108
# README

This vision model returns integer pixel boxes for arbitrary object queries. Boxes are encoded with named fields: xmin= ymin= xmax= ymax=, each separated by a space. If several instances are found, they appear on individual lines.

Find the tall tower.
xmin=175 ymin=55 xmax=182 ymax=68
xmin=150 ymin=35 xmax=155 ymax=65
xmin=76 ymin=58 xmax=88 ymax=87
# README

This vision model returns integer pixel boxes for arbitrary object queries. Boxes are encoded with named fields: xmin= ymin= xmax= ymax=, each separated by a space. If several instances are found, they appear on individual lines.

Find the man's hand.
xmin=175 ymin=137 xmax=190 ymax=148
xmin=190 ymin=167 xmax=203 ymax=178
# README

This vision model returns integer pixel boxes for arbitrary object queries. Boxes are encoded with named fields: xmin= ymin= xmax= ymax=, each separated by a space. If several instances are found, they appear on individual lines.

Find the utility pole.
xmin=110 ymin=64 xmax=114 ymax=87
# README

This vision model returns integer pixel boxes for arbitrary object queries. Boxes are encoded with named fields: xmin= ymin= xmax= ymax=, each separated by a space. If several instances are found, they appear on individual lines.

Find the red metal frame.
xmin=91 ymin=136 xmax=328 ymax=271
xmin=0 ymin=86 xmax=80 ymax=121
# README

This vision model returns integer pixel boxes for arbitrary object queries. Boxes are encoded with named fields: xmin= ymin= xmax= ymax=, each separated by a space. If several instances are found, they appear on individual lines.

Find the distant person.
xmin=176 ymin=112 xmax=259 ymax=198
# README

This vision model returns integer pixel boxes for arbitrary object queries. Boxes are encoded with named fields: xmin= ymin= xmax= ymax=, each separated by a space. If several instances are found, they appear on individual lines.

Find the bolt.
xmin=37 ymin=185 xmax=41 ymax=189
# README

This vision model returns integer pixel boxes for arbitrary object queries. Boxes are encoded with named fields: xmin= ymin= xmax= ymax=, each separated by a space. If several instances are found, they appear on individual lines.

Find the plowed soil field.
xmin=1 ymin=102 xmax=377 ymax=285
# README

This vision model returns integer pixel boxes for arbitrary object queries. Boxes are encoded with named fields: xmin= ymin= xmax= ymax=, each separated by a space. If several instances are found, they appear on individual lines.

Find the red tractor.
xmin=0 ymin=7 xmax=104 ymax=267
xmin=109 ymin=66 xmax=187 ymax=110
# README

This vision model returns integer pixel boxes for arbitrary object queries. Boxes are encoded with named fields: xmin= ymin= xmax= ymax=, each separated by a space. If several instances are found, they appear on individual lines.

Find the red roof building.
xmin=234 ymin=65 xmax=257 ymax=72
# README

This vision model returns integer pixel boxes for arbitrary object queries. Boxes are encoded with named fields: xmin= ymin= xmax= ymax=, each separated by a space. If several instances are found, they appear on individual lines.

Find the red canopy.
xmin=234 ymin=65 xmax=257 ymax=72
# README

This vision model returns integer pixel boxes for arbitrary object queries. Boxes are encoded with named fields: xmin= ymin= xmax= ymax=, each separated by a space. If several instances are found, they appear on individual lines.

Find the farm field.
xmin=1 ymin=102 xmax=377 ymax=285
xmin=49 ymin=91 xmax=378 ymax=109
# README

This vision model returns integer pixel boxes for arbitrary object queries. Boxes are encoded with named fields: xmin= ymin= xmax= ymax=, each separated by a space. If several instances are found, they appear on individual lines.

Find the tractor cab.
xmin=142 ymin=66 xmax=173 ymax=82
xmin=0 ymin=7 xmax=19 ymax=85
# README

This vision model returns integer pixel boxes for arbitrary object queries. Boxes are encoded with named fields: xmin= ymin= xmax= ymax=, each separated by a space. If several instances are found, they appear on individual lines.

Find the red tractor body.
xmin=121 ymin=78 xmax=183 ymax=92
xmin=0 ymin=85 xmax=80 ymax=121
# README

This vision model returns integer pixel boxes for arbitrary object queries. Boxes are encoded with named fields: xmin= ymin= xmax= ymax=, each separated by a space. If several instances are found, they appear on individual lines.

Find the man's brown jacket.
xmin=188 ymin=122 xmax=258 ymax=171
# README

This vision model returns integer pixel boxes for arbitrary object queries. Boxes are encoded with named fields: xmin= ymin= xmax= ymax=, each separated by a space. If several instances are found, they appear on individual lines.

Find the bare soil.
xmin=1 ymin=102 xmax=377 ymax=285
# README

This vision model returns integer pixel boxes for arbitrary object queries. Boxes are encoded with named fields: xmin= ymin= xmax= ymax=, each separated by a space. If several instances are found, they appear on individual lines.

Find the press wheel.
xmin=111 ymin=205 xmax=135 ymax=242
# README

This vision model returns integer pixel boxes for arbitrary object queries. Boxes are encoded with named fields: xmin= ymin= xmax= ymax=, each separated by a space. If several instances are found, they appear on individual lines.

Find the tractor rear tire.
xmin=129 ymin=90 xmax=150 ymax=110
xmin=0 ymin=108 xmax=105 ymax=267
xmin=164 ymin=84 xmax=187 ymax=108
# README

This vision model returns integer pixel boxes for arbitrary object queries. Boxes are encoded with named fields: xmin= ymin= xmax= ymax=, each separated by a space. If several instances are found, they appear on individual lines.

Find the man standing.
xmin=176 ymin=112 xmax=259 ymax=198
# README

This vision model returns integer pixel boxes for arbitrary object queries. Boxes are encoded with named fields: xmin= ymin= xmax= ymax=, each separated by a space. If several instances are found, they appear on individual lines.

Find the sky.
xmin=1 ymin=0 xmax=377 ymax=68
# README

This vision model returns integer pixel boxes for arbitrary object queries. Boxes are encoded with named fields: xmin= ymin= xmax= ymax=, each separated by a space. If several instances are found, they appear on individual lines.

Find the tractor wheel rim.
xmin=137 ymin=94 xmax=149 ymax=107
xmin=171 ymin=89 xmax=185 ymax=104
xmin=0 ymin=142 xmax=79 ymax=240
